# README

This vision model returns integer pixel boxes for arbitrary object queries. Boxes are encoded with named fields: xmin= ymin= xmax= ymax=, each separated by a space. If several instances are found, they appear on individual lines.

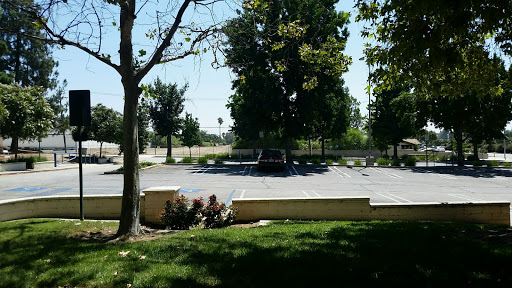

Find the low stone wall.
xmin=33 ymin=161 xmax=55 ymax=170
xmin=232 ymin=197 xmax=510 ymax=225
xmin=0 ymin=186 xmax=179 ymax=225
xmin=1 ymin=193 xmax=508 ymax=226
xmin=0 ymin=162 xmax=26 ymax=172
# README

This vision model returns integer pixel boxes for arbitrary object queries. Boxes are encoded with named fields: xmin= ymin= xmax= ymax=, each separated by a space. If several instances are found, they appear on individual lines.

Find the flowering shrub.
xmin=159 ymin=195 xmax=204 ymax=230
xmin=159 ymin=194 xmax=237 ymax=230
xmin=201 ymin=194 xmax=237 ymax=229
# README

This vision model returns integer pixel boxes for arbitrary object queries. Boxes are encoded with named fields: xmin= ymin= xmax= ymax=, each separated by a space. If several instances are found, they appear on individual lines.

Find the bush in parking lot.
xmin=354 ymin=160 xmax=362 ymax=165
xmin=311 ymin=158 xmax=321 ymax=164
xmin=472 ymin=160 xmax=483 ymax=166
xmin=325 ymin=159 xmax=334 ymax=165
xmin=404 ymin=156 xmax=417 ymax=166
xmin=338 ymin=159 xmax=347 ymax=165
xmin=214 ymin=159 xmax=223 ymax=164
xmin=166 ymin=157 xmax=176 ymax=164
xmin=197 ymin=157 xmax=208 ymax=164
xmin=503 ymin=162 xmax=512 ymax=167
xmin=486 ymin=160 xmax=500 ymax=167
xmin=391 ymin=157 xmax=401 ymax=166
xmin=376 ymin=158 xmax=389 ymax=166
xmin=181 ymin=157 xmax=194 ymax=163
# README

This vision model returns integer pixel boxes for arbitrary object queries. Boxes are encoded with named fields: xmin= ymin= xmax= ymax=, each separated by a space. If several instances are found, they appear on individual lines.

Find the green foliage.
xmin=181 ymin=157 xmax=193 ymax=164
xmin=311 ymin=158 xmax=321 ymax=165
xmin=404 ymin=156 xmax=417 ymax=167
xmin=46 ymin=80 xmax=69 ymax=147
xmin=214 ymin=159 xmax=223 ymax=164
xmin=354 ymin=160 xmax=362 ymax=165
xmin=376 ymin=158 xmax=389 ymax=166
xmin=338 ymin=159 xmax=348 ymax=165
xmin=486 ymin=160 xmax=500 ymax=167
xmin=472 ymin=161 xmax=484 ymax=167
xmin=165 ymin=157 xmax=176 ymax=164
xmin=159 ymin=194 xmax=236 ymax=230
xmin=88 ymin=104 xmax=122 ymax=157
xmin=391 ymin=157 xmax=401 ymax=166
xmin=147 ymin=78 xmax=187 ymax=157
xmin=139 ymin=162 xmax=156 ymax=169
xmin=202 ymin=194 xmax=237 ymax=229
xmin=224 ymin=0 xmax=351 ymax=157
xmin=503 ymin=162 xmax=512 ymax=167
xmin=0 ymin=84 xmax=54 ymax=155
xmin=0 ymin=0 xmax=58 ymax=89
xmin=197 ymin=157 xmax=208 ymax=164
xmin=325 ymin=159 xmax=334 ymax=165
xmin=330 ymin=128 xmax=367 ymax=150
xmin=159 ymin=195 xmax=204 ymax=230
xmin=181 ymin=113 xmax=201 ymax=150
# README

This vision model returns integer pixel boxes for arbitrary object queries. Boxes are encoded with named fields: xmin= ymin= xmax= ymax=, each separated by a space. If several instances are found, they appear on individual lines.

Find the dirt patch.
xmin=71 ymin=222 xmax=267 ymax=243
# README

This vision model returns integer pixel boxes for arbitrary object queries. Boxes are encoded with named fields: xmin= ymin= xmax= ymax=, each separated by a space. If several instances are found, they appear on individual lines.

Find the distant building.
xmin=399 ymin=139 xmax=421 ymax=150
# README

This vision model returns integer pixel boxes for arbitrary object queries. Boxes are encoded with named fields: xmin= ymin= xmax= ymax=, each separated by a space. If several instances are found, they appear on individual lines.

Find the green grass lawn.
xmin=1 ymin=219 xmax=511 ymax=287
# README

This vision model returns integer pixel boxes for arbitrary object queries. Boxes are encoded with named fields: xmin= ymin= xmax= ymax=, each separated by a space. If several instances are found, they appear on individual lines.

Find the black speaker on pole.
xmin=69 ymin=90 xmax=91 ymax=126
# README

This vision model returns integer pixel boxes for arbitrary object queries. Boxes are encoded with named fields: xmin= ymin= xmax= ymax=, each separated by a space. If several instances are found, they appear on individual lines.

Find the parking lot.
xmin=1 ymin=164 xmax=511 ymax=216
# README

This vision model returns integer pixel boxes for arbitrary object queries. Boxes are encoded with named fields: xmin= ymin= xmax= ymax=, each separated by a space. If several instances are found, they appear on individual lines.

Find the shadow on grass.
xmin=1 ymin=220 xmax=512 ymax=287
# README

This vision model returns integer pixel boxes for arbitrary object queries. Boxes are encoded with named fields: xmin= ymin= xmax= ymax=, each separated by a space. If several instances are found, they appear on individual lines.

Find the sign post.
xmin=69 ymin=90 xmax=91 ymax=221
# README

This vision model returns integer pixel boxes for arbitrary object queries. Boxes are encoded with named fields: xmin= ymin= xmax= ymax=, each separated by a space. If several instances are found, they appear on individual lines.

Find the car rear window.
xmin=261 ymin=150 xmax=282 ymax=158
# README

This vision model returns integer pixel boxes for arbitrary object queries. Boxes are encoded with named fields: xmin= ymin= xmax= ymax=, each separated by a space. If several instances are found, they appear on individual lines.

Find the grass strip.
xmin=1 ymin=219 xmax=511 ymax=287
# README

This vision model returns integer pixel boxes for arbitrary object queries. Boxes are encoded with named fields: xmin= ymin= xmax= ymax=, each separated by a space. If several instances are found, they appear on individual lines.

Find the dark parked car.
xmin=257 ymin=149 xmax=285 ymax=170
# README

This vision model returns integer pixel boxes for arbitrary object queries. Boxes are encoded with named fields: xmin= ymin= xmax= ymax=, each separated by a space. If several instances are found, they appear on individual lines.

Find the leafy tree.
xmin=181 ymin=112 xmax=201 ymax=158
xmin=356 ymin=0 xmax=511 ymax=99
xmin=0 ymin=84 xmax=53 ymax=159
xmin=348 ymin=95 xmax=364 ymax=129
xmin=417 ymin=58 xmax=512 ymax=165
xmin=334 ymin=128 xmax=366 ymax=150
xmin=137 ymin=99 xmax=151 ymax=154
xmin=148 ymin=78 xmax=187 ymax=158
xmin=46 ymin=80 xmax=69 ymax=152
xmin=224 ymin=0 xmax=351 ymax=163
xmin=0 ymin=0 xmax=57 ymax=89
xmin=372 ymin=83 xmax=423 ymax=158
xmin=305 ymin=77 xmax=350 ymax=160
xmin=223 ymin=132 xmax=235 ymax=145
xmin=90 ymin=104 xmax=122 ymax=158
xmin=6 ymin=0 xmax=225 ymax=236
xmin=199 ymin=130 xmax=224 ymax=144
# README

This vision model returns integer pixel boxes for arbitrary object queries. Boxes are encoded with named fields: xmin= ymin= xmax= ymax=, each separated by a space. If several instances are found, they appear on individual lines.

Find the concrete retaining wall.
xmin=232 ymin=197 xmax=510 ymax=225
xmin=0 ymin=162 xmax=26 ymax=172
xmin=0 ymin=187 xmax=179 ymax=225
xmin=1 ymin=193 xmax=508 ymax=226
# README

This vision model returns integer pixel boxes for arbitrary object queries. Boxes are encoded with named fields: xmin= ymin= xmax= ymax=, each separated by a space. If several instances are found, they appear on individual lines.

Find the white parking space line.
xmin=331 ymin=166 xmax=351 ymax=178
xmin=242 ymin=166 xmax=248 ymax=176
xmin=248 ymin=166 xmax=253 ymax=176
xmin=370 ymin=168 xmax=403 ymax=179
xmin=329 ymin=166 xmax=349 ymax=178
xmin=239 ymin=189 xmax=246 ymax=198
xmin=292 ymin=166 xmax=299 ymax=176
xmin=375 ymin=192 xmax=411 ymax=203
xmin=193 ymin=165 xmax=211 ymax=175
xmin=287 ymin=166 xmax=298 ymax=176
xmin=302 ymin=190 xmax=312 ymax=197
xmin=416 ymin=168 xmax=457 ymax=180
xmin=448 ymin=194 xmax=485 ymax=201
xmin=312 ymin=191 xmax=322 ymax=197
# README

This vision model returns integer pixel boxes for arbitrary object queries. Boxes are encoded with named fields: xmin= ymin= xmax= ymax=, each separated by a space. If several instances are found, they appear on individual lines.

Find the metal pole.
xmin=504 ymin=138 xmax=507 ymax=160
xmin=78 ymin=126 xmax=84 ymax=221
xmin=368 ymin=63 xmax=371 ymax=157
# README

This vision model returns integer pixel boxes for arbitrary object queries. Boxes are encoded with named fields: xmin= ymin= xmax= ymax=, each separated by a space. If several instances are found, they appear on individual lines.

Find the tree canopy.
xmin=148 ymin=78 xmax=187 ymax=158
xmin=224 ymin=0 xmax=351 ymax=163
xmin=356 ymin=0 xmax=512 ymax=98
xmin=0 ymin=84 xmax=54 ymax=158
xmin=2 ymin=0 xmax=227 ymax=236
xmin=181 ymin=112 xmax=201 ymax=158
xmin=0 ymin=0 xmax=58 ymax=89
xmin=89 ymin=104 xmax=122 ymax=158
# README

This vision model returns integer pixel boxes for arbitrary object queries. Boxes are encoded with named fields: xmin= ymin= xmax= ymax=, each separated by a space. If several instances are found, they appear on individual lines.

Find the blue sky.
xmin=50 ymin=1 xmax=511 ymax=135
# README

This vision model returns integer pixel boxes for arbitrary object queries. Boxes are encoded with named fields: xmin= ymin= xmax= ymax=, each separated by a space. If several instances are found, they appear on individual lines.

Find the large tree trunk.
xmin=321 ymin=138 xmax=325 ymax=162
xmin=10 ymin=135 xmax=19 ymax=160
xmin=454 ymin=130 xmax=464 ymax=166
xmin=117 ymin=84 xmax=141 ymax=236
xmin=285 ymin=136 xmax=293 ymax=164
xmin=393 ymin=144 xmax=398 ymax=158
xmin=166 ymin=134 xmax=172 ymax=158
xmin=63 ymin=131 xmax=67 ymax=153
xmin=473 ymin=141 xmax=479 ymax=160
xmin=117 ymin=0 xmax=141 ymax=237
xmin=99 ymin=142 xmax=103 ymax=158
